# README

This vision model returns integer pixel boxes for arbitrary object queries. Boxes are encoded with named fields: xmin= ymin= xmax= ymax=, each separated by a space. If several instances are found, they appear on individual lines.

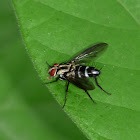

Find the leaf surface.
xmin=12 ymin=0 xmax=140 ymax=139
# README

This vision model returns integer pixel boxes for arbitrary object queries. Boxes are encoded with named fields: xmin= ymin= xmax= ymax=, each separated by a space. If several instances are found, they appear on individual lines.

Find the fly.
xmin=43 ymin=43 xmax=111 ymax=108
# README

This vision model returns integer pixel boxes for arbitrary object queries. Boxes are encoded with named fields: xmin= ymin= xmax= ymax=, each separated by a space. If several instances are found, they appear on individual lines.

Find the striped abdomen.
xmin=75 ymin=66 xmax=100 ymax=78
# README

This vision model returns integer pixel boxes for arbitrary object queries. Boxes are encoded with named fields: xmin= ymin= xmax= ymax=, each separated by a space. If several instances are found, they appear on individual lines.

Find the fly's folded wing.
xmin=67 ymin=75 xmax=95 ymax=91
xmin=71 ymin=43 xmax=108 ymax=64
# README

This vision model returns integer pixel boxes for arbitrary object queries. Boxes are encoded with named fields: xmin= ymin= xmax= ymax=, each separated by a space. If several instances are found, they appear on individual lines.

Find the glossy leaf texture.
xmin=12 ymin=0 xmax=140 ymax=140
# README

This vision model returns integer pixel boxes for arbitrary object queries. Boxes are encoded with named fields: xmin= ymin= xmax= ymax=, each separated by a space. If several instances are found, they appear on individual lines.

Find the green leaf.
xmin=0 ymin=1 xmax=87 ymax=140
xmin=12 ymin=0 xmax=140 ymax=140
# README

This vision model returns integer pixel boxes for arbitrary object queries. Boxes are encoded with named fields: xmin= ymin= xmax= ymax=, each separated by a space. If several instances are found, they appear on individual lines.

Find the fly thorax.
xmin=57 ymin=69 xmax=68 ymax=75
xmin=59 ymin=74 xmax=66 ymax=80
xmin=66 ymin=71 xmax=75 ymax=77
xmin=56 ymin=64 xmax=71 ymax=75
xmin=71 ymin=65 xmax=76 ymax=71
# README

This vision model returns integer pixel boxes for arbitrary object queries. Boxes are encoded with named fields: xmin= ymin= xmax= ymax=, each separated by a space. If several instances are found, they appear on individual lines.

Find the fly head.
xmin=47 ymin=63 xmax=59 ymax=79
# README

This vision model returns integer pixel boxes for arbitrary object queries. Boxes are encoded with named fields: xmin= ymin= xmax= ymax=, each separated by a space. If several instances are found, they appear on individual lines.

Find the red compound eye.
xmin=54 ymin=63 xmax=58 ymax=66
xmin=50 ymin=69 xmax=56 ymax=76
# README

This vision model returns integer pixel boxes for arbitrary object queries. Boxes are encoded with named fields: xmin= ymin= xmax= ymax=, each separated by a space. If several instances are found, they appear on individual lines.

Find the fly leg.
xmin=85 ymin=90 xmax=96 ymax=104
xmin=94 ymin=76 xmax=111 ymax=95
xmin=42 ymin=78 xmax=59 ymax=85
xmin=62 ymin=81 xmax=70 ymax=109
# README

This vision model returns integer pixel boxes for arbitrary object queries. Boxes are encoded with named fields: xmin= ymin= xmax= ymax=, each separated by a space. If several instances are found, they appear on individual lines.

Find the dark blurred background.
xmin=0 ymin=0 xmax=87 ymax=139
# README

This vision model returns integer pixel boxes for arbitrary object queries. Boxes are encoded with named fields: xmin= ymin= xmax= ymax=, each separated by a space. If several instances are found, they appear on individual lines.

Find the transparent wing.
xmin=67 ymin=76 xmax=95 ymax=91
xmin=71 ymin=43 xmax=108 ymax=64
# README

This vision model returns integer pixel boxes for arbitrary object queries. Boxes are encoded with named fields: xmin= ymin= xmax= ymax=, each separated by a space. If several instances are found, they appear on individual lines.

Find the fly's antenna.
xmin=46 ymin=61 xmax=51 ymax=68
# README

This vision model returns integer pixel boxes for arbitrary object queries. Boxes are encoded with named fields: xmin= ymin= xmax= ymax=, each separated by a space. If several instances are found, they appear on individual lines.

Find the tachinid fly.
xmin=43 ymin=43 xmax=111 ymax=108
